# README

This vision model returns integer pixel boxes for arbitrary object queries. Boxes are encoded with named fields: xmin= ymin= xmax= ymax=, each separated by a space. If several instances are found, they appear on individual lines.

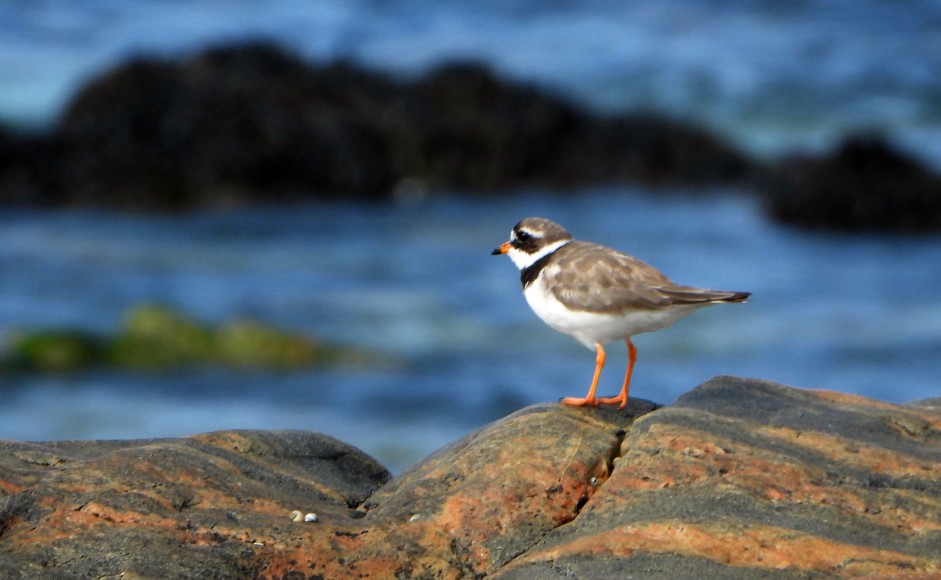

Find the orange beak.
xmin=491 ymin=241 xmax=512 ymax=255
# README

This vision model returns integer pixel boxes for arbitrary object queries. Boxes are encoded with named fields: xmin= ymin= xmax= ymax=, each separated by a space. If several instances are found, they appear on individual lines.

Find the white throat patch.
xmin=507 ymin=239 xmax=570 ymax=270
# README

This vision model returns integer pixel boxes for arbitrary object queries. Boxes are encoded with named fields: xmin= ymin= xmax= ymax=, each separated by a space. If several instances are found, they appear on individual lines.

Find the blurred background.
xmin=1 ymin=0 xmax=939 ymax=473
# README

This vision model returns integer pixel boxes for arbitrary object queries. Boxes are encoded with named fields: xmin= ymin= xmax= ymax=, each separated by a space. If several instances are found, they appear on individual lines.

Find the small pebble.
xmin=304 ymin=513 xmax=318 ymax=523
xmin=408 ymin=514 xmax=420 ymax=522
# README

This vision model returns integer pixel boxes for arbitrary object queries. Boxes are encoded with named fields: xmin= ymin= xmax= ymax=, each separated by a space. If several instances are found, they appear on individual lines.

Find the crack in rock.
xmin=495 ymin=414 xmax=642 ymax=574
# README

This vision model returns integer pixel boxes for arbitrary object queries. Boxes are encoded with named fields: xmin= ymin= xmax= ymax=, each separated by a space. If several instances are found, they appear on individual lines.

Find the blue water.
xmin=1 ymin=1 xmax=940 ymax=472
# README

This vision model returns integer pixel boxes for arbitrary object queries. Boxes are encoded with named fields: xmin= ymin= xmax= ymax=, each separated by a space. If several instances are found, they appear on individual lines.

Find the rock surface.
xmin=2 ymin=376 xmax=939 ymax=578
xmin=0 ymin=430 xmax=392 ymax=578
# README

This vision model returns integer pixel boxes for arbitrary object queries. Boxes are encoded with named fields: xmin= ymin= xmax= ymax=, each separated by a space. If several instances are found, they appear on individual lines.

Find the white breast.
xmin=522 ymin=272 xmax=705 ymax=349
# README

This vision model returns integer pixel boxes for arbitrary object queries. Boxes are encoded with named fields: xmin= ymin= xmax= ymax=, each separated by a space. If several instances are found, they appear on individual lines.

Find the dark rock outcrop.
xmin=2 ymin=376 xmax=939 ymax=577
xmin=0 ymin=42 xmax=753 ymax=210
xmin=3 ymin=43 xmax=940 ymax=232
xmin=766 ymin=136 xmax=941 ymax=233
xmin=53 ymin=45 xmax=400 ymax=208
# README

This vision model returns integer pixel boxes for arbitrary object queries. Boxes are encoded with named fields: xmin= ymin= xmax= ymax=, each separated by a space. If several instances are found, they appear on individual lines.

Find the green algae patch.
xmin=3 ymin=330 xmax=104 ymax=372
xmin=108 ymin=304 xmax=217 ymax=368
xmin=1 ymin=303 xmax=373 ymax=373
xmin=215 ymin=320 xmax=320 ymax=369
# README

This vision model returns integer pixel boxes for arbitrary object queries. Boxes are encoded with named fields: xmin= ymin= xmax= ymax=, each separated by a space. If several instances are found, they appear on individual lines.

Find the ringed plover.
xmin=492 ymin=217 xmax=750 ymax=409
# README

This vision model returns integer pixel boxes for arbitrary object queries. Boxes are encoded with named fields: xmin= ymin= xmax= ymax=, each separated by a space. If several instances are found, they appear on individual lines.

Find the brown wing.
xmin=544 ymin=242 xmax=675 ymax=313
xmin=545 ymin=242 xmax=750 ymax=313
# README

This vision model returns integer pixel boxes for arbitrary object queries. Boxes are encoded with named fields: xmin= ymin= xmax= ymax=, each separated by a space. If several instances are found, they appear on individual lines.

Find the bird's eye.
xmin=516 ymin=231 xmax=533 ymax=243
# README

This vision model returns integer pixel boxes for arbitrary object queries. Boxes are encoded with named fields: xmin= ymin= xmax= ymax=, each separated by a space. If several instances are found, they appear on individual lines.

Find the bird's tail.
xmin=659 ymin=287 xmax=751 ymax=304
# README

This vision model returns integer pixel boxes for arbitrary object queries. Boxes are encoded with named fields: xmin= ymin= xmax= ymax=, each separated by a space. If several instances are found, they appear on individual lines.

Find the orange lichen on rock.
xmin=509 ymin=520 xmax=939 ymax=576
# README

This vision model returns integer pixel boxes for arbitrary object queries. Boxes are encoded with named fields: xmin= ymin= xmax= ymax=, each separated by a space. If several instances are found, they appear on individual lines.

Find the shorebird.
xmin=492 ymin=217 xmax=750 ymax=409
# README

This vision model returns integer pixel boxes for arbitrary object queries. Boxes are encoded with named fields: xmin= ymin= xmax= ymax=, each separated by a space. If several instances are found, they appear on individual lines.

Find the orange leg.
xmin=561 ymin=343 xmax=605 ymax=407
xmin=598 ymin=338 xmax=636 ymax=409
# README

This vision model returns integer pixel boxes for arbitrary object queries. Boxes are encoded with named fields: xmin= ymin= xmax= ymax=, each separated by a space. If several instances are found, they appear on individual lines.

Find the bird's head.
xmin=492 ymin=217 xmax=573 ymax=270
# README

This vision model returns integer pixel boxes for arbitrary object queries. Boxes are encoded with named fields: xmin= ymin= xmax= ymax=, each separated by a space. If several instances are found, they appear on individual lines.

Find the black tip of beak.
xmin=490 ymin=248 xmax=502 ymax=255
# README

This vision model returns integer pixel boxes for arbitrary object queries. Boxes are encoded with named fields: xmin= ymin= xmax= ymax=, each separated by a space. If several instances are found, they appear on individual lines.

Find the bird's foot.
xmin=596 ymin=395 xmax=628 ymax=410
xmin=560 ymin=396 xmax=600 ymax=407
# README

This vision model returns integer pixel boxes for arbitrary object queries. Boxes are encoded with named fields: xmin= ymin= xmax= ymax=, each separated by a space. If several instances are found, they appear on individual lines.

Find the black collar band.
xmin=520 ymin=252 xmax=553 ymax=289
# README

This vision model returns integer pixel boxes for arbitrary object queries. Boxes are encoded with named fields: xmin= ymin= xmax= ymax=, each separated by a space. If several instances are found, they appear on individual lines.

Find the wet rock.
xmin=766 ymin=136 xmax=941 ymax=232
xmin=0 ymin=125 xmax=67 ymax=206
xmin=53 ymin=44 xmax=398 ymax=209
xmin=2 ymin=377 xmax=939 ymax=577
xmin=387 ymin=61 xmax=592 ymax=190
xmin=399 ymin=63 xmax=752 ymax=190
xmin=0 ymin=42 xmax=754 ymax=210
